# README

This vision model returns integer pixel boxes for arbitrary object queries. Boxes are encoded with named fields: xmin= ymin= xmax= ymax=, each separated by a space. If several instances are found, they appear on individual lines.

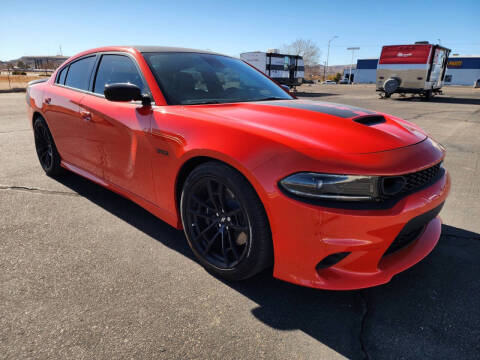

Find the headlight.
xmin=279 ymin=172 xmax=380 ymax=201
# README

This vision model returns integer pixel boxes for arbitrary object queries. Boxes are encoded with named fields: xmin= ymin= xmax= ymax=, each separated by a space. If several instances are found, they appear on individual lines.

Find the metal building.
xmin=353 ymin=59 xmax=378 ymax=83
xmin=444 ymin=56 xmax=480 ymax=86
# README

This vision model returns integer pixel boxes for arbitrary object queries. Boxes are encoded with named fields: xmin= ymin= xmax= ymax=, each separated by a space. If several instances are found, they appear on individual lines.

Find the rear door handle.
xmin=44 ymin=97 xmax=51 ymax=105
xmin=80 ymin=110 xmax=92 ymax=121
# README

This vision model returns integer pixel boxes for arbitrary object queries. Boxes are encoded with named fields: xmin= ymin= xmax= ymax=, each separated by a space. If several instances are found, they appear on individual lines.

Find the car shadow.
xmin=54 ymin=172 xmax=480 ymax=359
xmin=395 ymin=96 xmax=480 ymax=106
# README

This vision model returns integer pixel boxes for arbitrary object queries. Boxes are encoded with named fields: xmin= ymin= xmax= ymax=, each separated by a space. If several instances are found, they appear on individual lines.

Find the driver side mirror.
xmin=104 ymin=83 xmax=151 ymax=107
xmin=281 ymin=85 xmax=290 ymax=92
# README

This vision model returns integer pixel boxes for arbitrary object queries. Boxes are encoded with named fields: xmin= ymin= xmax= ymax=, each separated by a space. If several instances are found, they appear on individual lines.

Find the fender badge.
xmin=156 ymin=149 xmax=169 ymax=156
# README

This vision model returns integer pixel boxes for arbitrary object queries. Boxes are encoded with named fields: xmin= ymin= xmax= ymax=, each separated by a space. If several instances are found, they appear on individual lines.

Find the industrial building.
xmin=351 ymin=59 xmax=377 ymax=83
xmin=351 ymin=56 xmax=480 ymax=86
xmin=444 ymin=56 xmax=480 ymax=86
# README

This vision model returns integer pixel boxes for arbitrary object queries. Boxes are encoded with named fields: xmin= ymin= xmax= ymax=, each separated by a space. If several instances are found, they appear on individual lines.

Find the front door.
xmin=80 ymin=53 xmax=155 ymax=201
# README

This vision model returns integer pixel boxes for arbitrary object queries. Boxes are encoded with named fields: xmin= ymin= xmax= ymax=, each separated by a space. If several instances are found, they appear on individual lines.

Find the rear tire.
xmin=180 ymin=162 xmax=273 ymax=281
xmin=33 ymin=116 xmax=63 ymax=176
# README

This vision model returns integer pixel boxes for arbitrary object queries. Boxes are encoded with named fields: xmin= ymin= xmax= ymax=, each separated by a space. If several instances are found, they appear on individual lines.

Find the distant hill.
xmin=1 ymin=55 xmax=68 ymax=70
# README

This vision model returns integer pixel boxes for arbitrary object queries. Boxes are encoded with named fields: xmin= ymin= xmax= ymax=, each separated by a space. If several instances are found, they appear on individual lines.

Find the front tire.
xmin=180 ymin=162 xmax=273 ymax=281
xmin=33 ymin=116 xmax=63 ymax=176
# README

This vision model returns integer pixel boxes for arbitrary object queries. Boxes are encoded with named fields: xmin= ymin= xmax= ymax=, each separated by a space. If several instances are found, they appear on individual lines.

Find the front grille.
xmin=381 ymin=163 xmax=442 ymax=200
xmin=383 ymin=202 xmax=444 ymax=256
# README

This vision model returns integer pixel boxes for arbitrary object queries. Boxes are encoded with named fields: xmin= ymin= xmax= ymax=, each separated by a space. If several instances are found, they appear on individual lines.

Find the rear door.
xmin=44 ymin=55 xmax=96 ymax=169
xmin=428 ymin=47 xmax=448 ymax=86
xmin=79 ymin=53 xmax=155 ymax=201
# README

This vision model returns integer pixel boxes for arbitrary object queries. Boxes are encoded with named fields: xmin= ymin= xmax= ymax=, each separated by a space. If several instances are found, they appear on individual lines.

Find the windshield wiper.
xmin=183 ymin=97 xmax=291 ymax=105
xmin=184 ymin=100 xmax=222 ymax=105
xmin=250 ymin=97 xmax=291 ymax=102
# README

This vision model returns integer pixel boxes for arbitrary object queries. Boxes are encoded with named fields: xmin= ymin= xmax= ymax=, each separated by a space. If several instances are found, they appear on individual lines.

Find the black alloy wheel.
xmin=181 ymin=162 xmax=272 ymax=281
xmin=33 ymin=117 xmax=63 ymax=176
xmin=185 ymin=177 xmax=250 ymax=269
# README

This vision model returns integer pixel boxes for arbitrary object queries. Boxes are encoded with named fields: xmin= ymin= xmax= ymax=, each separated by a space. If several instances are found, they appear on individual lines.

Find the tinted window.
xmin=64 ymin=56 xmax=96 ymax=91
xmin=56 ymin=66 xmax=67 ymax=85
xmin=93 ymin=55 xmax=145 ymax=95
xmin=144 ymin=53 xmax=293 ymax=105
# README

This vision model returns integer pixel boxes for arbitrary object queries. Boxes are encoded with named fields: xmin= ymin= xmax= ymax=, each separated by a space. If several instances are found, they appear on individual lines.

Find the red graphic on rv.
xmin=379 ymin=45 xmax=432 ymax=64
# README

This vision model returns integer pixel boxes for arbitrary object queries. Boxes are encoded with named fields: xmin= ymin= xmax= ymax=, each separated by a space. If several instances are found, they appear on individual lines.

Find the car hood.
xmin=177 ymin=100 xmax=427 ymax=154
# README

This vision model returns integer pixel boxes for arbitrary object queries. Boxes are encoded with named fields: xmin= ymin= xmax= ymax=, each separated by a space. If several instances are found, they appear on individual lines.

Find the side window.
xmin=93 ymin=55 xmax=145 ymax=95
xmin=64 ymin=56 xmax=96 ymax=91
xmin=56 ymin=66 xmax=68 ymax=85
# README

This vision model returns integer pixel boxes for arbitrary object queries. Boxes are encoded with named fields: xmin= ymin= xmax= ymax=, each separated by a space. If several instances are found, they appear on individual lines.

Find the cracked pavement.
xmin=1 ymin=87 xmax=479 ymax=359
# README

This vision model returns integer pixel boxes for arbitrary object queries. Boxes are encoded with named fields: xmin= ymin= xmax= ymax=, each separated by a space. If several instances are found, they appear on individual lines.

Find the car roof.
xmin=130 ymin=46 xmax=220 ymax=55
xmin=59 ymin=46 xmax=233 ymax=73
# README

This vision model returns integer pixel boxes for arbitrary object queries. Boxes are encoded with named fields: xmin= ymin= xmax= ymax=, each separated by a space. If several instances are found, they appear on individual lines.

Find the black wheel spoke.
xmin=192 ymin=195 xmax=216 ymax=214
xmin=193 ymin=219 xmax=219 ymax=242
xmin=225 ymin=208 xmax=242 ymax=217
xmin=203 ymin=228 xmax=222 ymax=255
xmin=217 ymin=183 xmax=226 ymax=211
xmin=206 ymin=180 xmax=219 ymax=211
xmin=220 ymin=231 xmax=227 ymax=265
xmin=187 ymin=209 xmax=212 ymax=220
xmin=226 ymin=230 xmax=239 ymax=261
xmin=228 ymin=223 xmax=248 ymax=231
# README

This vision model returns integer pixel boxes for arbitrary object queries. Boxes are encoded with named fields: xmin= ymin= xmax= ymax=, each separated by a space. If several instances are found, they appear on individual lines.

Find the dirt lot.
xmin=0 ymin=73 xmax=50 ymax=91
xmin=1 ymin=86 xmax=479 ymax=359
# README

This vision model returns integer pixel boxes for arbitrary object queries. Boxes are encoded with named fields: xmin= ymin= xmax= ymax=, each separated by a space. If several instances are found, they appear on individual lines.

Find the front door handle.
xmin=80 ymin=110 xmax=92 ymax=121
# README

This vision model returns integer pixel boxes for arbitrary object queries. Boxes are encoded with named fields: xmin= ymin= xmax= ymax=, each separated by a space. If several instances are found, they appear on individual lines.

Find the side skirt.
xmin=60 ymin=160 xmax=181 ymax=229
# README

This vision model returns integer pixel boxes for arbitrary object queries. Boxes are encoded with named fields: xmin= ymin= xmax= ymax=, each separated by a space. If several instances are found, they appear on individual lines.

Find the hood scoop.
xmin=353 ymin=115 xmax=386 ymax=126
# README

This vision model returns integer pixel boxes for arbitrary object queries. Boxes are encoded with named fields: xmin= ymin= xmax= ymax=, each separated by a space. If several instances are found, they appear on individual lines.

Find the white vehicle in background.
xmin=240 ymin=50 xmax=304 ymax=89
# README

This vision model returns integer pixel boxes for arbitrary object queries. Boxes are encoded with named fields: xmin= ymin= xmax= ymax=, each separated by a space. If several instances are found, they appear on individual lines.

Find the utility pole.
xmin=326 ymin=36 xmax=338 ymax=80
xmin=347 ymin=47 xmax=360 ymax=84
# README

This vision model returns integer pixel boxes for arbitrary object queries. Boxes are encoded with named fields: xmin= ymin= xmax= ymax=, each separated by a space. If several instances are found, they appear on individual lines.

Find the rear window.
xmin=65 ymin=56 xmax=96 ymax=91
xmin=56 ymin=66 xmax=67 ymax=85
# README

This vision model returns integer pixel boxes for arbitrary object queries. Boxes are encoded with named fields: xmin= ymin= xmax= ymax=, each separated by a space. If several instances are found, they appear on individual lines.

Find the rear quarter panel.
xmin=26 ymin=80 xmax=48 ymax=125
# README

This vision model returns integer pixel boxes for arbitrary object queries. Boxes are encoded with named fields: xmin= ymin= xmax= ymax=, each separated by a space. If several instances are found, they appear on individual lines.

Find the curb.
xmin=0 ymin=88 xmax=27 ymax=93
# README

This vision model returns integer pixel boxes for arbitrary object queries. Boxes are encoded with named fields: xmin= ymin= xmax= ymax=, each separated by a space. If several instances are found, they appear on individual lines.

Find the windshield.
xmin=143 ymin=52 xmax=293 ymax=105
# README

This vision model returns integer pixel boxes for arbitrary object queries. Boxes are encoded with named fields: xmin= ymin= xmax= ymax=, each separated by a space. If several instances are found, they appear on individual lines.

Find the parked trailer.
xmin=240 ymin=51 xmax=304 ymax=88
xmin=376 ymin=42 xmax=451 ymax=99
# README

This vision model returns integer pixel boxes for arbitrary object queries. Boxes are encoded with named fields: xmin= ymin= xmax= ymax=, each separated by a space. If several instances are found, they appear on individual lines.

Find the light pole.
xmin=326 ymin=35 xmax=338 ymax=80
xmin=347 ymin=47 xmax=360 ymax=84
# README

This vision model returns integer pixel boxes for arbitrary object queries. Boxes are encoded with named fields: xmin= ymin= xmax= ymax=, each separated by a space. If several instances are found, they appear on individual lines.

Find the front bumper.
xmin=269 ymin=170 xmax=450 ymax=290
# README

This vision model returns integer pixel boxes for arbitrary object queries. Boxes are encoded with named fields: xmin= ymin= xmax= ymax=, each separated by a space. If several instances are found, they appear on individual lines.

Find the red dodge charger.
xmin=26 ymin=46 xmax=450 ymax=290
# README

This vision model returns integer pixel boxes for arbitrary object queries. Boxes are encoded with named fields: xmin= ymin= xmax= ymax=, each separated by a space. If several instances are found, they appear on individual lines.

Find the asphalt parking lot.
xmin=1 ymin=85 xmax=479 ymax=359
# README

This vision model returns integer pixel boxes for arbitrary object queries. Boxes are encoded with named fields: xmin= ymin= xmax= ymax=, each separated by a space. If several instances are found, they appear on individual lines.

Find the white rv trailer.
xmin=376 ymin=42 xmax=451 ymax=99
xmin=240 ymin=51 xmax=304 ymax=88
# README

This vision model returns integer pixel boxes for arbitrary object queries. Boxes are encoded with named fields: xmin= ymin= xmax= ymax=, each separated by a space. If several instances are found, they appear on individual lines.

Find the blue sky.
xmin=1 ymin=0 xmax=478 ymax=64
